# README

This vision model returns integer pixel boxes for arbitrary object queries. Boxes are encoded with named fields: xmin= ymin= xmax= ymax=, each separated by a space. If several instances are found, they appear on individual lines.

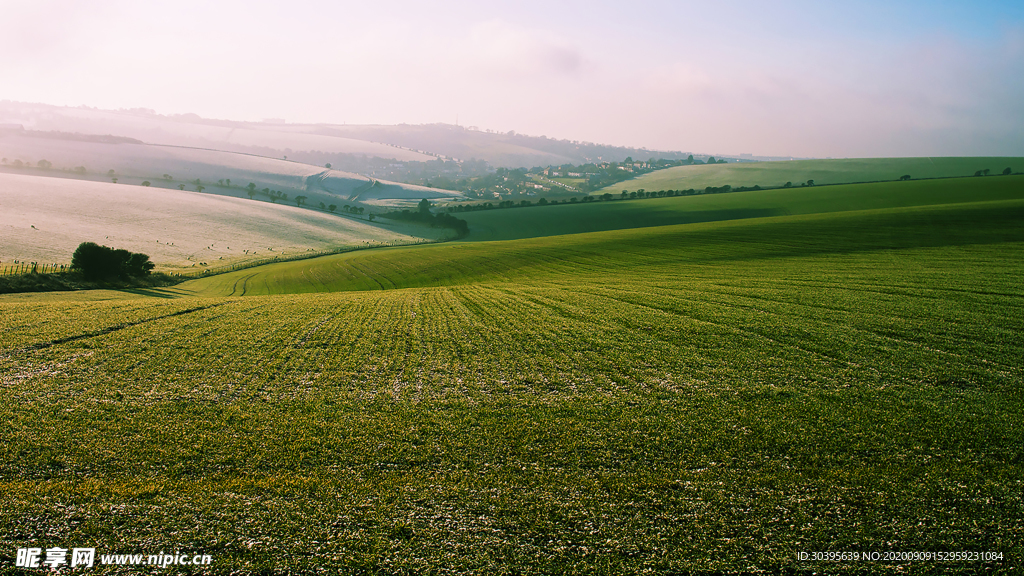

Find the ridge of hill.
xmin=0 ymin=101 xmax=697 ymax=169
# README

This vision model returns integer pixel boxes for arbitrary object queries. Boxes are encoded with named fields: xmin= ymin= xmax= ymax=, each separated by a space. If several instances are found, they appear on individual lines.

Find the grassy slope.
xmin=599 ymin=157 xmax=1024 ymax=194
xmin=458 ymin=175 xmax=1024 ymax=241
xmin=178 ymin=198 xmax=1024 ymax=297
xmin=3 ymin=178 xmax=1023 ymax=573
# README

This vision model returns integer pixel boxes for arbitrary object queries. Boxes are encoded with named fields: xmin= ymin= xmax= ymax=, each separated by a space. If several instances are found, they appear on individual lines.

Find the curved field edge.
xmin=597 ymin=156 xmax=1024 ymax=194
xmin=175 ymin=197 xmax=1024 ymax=297
xmin=459 ymin=174 xmax=1024 ymax=242
xmin=0 ymin=172 xmax=443 ymax=271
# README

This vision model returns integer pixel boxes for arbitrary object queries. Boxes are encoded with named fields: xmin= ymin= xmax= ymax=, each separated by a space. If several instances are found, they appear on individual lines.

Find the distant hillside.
xmin=0 ymin=101 xmax=697 ymax=170
xmin=598 ymin=157 xmax=1024 ymax=194
xmin=0 ymin=102 xmax=435 ymax=162
xmin=0 ymin=132 xmax=464 ymax=209
xmin=317 ymin=123 xmax=694 ymax=167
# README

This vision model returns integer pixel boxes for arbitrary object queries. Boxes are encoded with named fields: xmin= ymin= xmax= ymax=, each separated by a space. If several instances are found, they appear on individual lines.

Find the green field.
xmin=2 ymin=176 xmax=1023 ymax=573
xmin=599 ymin=157 xmax=1024 ymax=195
xmin=459 ymin=175 xmax=1024 ymax=241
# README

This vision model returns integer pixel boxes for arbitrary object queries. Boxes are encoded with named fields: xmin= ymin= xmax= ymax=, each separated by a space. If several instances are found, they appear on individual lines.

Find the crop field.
xmin=459 ymin=175 xmax=1024 ymax=241
xmin=600 ymin=157 xmax=1024 ymax=195
xmin=0 ymin=135 xmax=459 ymax=210
xmin=1 ymin=178 xmax=1022 ymax=572
xmin=0 ymin=172 xmax=444 ymax=271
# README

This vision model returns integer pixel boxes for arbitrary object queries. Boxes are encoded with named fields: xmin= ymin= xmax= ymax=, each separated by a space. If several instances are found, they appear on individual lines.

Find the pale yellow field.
xmin=0 ymin=172 xmax=446 ymax=271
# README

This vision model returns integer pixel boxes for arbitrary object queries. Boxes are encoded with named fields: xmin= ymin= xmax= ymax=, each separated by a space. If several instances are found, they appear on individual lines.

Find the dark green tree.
xmin=1003 ymin=167 xmax=1012 ymax=175
xmin=418 ymin=198 xmax=432 ymax=214
xmin=71 ymin=242 xmax=153 ymax=281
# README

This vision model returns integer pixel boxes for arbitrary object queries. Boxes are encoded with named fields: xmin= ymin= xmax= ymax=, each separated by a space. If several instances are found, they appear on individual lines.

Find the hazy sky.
xmin=3 ymin=0 xmax=1023 ymax=157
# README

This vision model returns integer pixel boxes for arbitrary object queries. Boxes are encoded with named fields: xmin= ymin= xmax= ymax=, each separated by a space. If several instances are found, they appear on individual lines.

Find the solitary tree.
xmin=319 ymin=202 xmax=326 ymax=210
xmin=368 ymin=214 xmax=375 ymax=222
xmin=418 ymin=198 xmax=432 ymax=214
xmin=225 ymin=178 xmax=231 ymax=186
xmin=247 ymin=182 xmax=257 ymax=194
xmin=806 ymin=179 xmax=815 ymax=186
xmin=784 ymin=181 xmax=793 ymax=188
xmin=295 ymin=196 xmax=307 ymax=207
xmin=37 ymin=159 xmax=52 ymax=169
xmin=984 ymin=169 xmax=991 ymax=176
xmin=328 ymin=204 xmax=337 ymax=212
xmin=196 ymin=185 xmax=205 ymax=193
xmin=1003 ymin=167 xmax=1012 ymax=175
xmin=900 ymin=174 xmax=911 ymax=181
xmin=325 ymin=163 xmax=332 ymax=169
xmin=141 ymin=181 xmax=151 ymax=187
xmin=178 ymin=184 xmax=186 ymax=190
xmin=111 ymin=177 xmax=118 ymax=184
xmin=163 ymin=174 xmax=172 ymax=180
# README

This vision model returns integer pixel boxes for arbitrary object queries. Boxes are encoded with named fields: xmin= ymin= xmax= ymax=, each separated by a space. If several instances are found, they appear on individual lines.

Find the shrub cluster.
xmin=382 ymin=202 xmax=470 ymax=237
xmin=71 ymin=242 xmax=155 ymax=281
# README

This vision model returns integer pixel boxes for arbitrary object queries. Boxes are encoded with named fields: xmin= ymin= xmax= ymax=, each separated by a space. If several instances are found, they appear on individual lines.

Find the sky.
xmin=2 ymin=0 xmax=1023 ymax=158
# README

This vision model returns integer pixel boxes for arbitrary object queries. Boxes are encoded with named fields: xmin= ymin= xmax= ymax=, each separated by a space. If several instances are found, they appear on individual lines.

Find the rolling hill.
xmin=0 ymin=131 xmax=464 ymax=209
xmin=172 ymin=175 xmax=1024 ymax=296
xmin=3 ymin=173 xmax=1022 ymax=572
xmin=0 ymin=172 xmax=447 ymax=272
xmin=0 ymin=102 xmax=435 ymax=162
xmin=0 ymin=101 xmax=696 ymax=169
xmin=459 ymin=175 xmax=1024 ymax=241
xmin=598 ymin=157 xmax=1024 ymax=194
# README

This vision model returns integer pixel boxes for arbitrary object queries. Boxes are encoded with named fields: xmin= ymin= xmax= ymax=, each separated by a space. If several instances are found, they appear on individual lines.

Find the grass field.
xmin=2 ymin=177 xmax=1022 ymax=573
xmin=599 ymin=157 xmax=1024 ymax=195
xmin=459 ymin=175 xmax=1024 ymax=241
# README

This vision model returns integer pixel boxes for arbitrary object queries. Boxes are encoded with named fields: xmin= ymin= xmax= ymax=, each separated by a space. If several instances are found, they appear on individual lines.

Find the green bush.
xmin=71 ymin=242 xmax=155 ymax=281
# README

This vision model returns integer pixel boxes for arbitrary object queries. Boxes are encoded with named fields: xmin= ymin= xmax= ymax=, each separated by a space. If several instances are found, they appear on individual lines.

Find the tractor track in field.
xmin=0 ymin=302 xmax=230 ymax=357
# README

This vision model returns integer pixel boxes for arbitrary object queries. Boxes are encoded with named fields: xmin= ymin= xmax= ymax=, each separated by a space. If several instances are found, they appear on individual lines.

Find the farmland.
xmin=0 ymin=172 xmax=446 ymax=272
xmin=2 ymin=175 xmax=1023 ymax=572
xmin=458 ymin=175 xmax=1024 ymax=241
xmin=600 ymin=157 xmax=1024 ymax=195
xmin=0 ymin=134 xmax=462 ymax=209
